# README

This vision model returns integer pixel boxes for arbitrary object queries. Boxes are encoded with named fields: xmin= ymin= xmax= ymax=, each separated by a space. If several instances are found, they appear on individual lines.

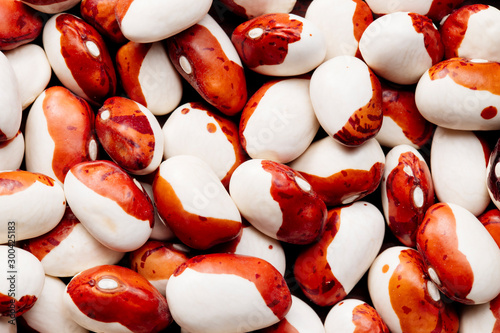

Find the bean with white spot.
xmin=63 ymin=265 xmax=172 ymax=333
xmin=381 ymin=144 xmax=434 ymax=247
xmin=230 ymin=158 xmax=326 ymax=244
xmin=368 ymin=246 xmax=459 ymax=333
xmin=416 ymin=202 xmax=500 ymax=304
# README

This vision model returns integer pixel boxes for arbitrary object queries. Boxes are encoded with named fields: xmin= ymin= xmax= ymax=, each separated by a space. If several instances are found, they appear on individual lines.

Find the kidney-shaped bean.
xmin=309 ymin=55 xmax=383 ymax=146
xmin=229 ymin=159 xmax=326 ymax=244
xmin=239 ymin=77 xmax=319 ymax=163
xmin=63 ymin=265 xmax=172 ymax=333
xmin=381 ymin=144 xmax=435 ymax=247
xmin=232 ymin=13 xmax=326 ymax=77
xmin=416 ymin=202 xmax=500 ymax=304
xmin=43 ymin=13 xmax=117 ymax=104
xmin=294 ymin=201 xmax=385 ymax=306
xmin=0 ymin=170 xmax=65 ymax=242
xmin=289 ymin=136 xmax=385 ymax=207
xmin=153 ymin=155 xmax=242 ymax=250
xmin=25 ymin=86 xmax=98 ymax=186
xmin=359 ymin=11 xmax=444 ymax=85
xmin=368 ymin=246 xmax=459 ymax=333
xmin=166 ymin=253 xmax=291 ymax=333
xmin=115 ymin=0 xmax=212 ymax=43
xmin=167 ymin=14 xmax=247 ymax=116
xmin=416 ymin=58 xmax=500 ymax=131
xmin=96 ymin=96 xmax=164 ymax=175
xmin=440 ymin=4 xmax=500 ymax=63
xmin=64 ymin=160 xmax=154 ymax=252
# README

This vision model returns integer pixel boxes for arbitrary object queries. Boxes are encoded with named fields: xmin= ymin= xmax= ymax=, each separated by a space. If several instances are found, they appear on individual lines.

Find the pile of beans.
xmin=1 ymin=0 xmax=500 ymax=332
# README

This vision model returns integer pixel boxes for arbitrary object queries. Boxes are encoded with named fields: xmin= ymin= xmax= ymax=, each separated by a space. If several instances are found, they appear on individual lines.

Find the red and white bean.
xmin=309 ymin=55 xmax=383 ymax=146
xmin=368 ymin=246 xmax=459 ymax=332
xmin=43 ymin=13 xmax=117 ymax=104
xmin=116 ymin=41 xmax=183 ymax=116
xmin=294 ymin=201 xmax=385 ymax=306
xmin=289 ymin=136 xmax=385 ymax=206
xmin=25 ymin=86 xmax=98 ymax=185
xmin=229 ymin=158 xmax=326 ymax=244
xmin=416 ymin=202 xmax=500 ymax=304
xmin=440 ymin=4 xmax=500 ymax=63
xmin=64 ymin=160 xmax=154 ymax=252
xmin=166 ymin=14 xmax=247 ymax=116
xmin=166 ymin=253 xmax=291 ymax=333
xmin=359 ymin=11 xmax=444 ymax=85
xmin=381 ymin=144 xmax=434 ymax=247
xmin=232 ymin=13 xmax=326 ymax=76
xmin=239 ymin=77 xmax=319 ymax=163
xmin=415 ymin=58 xmax=500 ymax=130
xmin=115 ymin=0 xmax=212 ymax=43
xmin=95 ymin=96 xmax=164 ymax=175
xmin=153 ymin=155 xmax=242 ymax=250
xmin=63 ymin=265 xmax=172 ymax=333
xmin=0 ymin=170 xmax=65 ymax=242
